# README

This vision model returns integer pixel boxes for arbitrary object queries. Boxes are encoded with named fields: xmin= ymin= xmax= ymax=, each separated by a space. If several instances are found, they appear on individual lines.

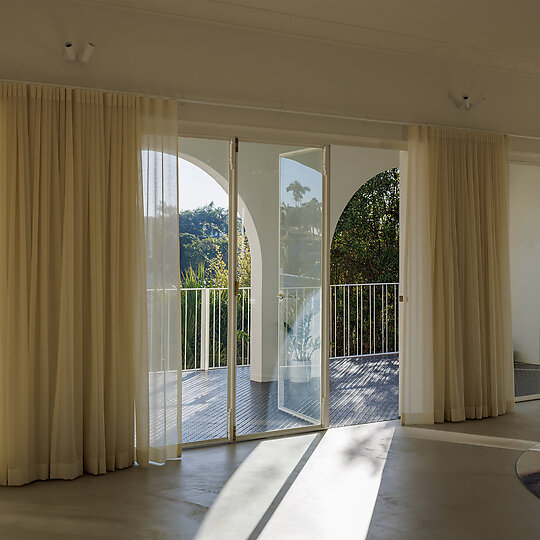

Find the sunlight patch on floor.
xmin=195 ymin=421 xmax=396 ymax=540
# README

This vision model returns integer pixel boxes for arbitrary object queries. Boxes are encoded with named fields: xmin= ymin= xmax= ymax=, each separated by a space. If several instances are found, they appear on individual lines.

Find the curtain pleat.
xmin=0 ymin=82 xmax=157 ymax=485
xmin=401 ymin=126 xmax=514 ymax=424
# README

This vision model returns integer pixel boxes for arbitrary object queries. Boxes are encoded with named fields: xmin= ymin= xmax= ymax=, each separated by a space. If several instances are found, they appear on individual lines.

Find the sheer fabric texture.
xmin=141 ymin=98 xmax=181 ymax=463
xmin=0 ymin=83 xmax=180 ymax=485
xmin=400 ymin=126 xmax=514 ymax=424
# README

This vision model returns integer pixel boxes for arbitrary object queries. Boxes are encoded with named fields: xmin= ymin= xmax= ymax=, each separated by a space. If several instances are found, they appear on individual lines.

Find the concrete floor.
xmin=1 ymin=401 xmax=539 ymax=539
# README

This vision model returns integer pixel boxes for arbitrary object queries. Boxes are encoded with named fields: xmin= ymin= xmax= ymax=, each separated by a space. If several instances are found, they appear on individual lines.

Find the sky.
xmin=179 ymin=155 xmax=322 ymax=211
xmin=144 ymin=155 xmax=322 ymax=213
xmin=179 ymin=158 xmax=228 ymax=210
xmin=280 ymin=157 xmax=322 ymax=206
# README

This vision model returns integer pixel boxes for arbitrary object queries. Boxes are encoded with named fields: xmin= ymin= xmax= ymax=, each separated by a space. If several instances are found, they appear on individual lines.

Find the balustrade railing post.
xmin=201 ymin=288 xmax=210 ymax=371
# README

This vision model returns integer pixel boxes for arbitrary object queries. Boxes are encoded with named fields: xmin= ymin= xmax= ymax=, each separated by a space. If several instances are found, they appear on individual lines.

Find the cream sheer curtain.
xmin=0 ymin=82 xmax=179 ymax=485
xmin=400 ymin=126 xmax=514 ymax=424
xmin=140 ymin=98 xmax=181 ymax=463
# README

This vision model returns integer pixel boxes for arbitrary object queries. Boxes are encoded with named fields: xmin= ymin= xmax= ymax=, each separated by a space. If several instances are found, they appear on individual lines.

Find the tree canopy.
xmin=176 ymin=169 xmax=399 ymax=289
xmin=330 ymin=168 xmax=399 ymax=285
xmin=286 ymin=180 xmax=311 ymax=206
xmin=179 ymin=203 xmax=251 ymax=287
xmin=179 ymin=203 xmax=228 ymax=284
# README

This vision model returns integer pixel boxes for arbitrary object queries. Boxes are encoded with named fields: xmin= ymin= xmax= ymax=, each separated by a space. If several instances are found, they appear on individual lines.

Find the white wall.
xmin=509 ymin=164 xmax=540 ymax=365
xmin=330 ymin=146 xmax=399 ymax=235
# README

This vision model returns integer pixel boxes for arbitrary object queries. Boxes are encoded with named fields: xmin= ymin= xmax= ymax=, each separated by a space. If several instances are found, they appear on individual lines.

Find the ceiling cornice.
xmin=71 ymin=0 xmax=540 ymax=77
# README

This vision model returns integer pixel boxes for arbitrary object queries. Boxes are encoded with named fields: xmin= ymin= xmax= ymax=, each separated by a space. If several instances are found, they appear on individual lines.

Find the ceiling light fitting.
xmin=64 ymin=41 xmax=95 ymax=64
xmin=456 ymin=94 xmax=485 ymax=111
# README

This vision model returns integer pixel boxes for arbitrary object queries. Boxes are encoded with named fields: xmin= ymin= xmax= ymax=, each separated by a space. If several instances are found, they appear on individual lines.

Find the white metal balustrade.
xmin=148 ymin=282 xmax=399 ymax=373
xmin=147 ymin=287 xmax=251 ymax=372
xmin=330 ymin=283 xmax=399 ymax=358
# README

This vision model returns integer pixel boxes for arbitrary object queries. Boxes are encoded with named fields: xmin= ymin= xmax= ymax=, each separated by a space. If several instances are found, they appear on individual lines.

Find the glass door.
xmin=278 ymin=148 xmax=324 ymax=424
xmin=177 ymin=137 xmax=231 ymax=445
xmin=234 ymin=142 xmax=328 ymax=438
xmin=179 ymin=139 xmax=329 ymax=445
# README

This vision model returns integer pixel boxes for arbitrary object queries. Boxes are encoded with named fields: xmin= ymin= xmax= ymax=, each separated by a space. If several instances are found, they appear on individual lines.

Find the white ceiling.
xmin=4 ymin=0 xmax=540 ymax=144
xmin=80 ymin=0 xmax=540 ymax=66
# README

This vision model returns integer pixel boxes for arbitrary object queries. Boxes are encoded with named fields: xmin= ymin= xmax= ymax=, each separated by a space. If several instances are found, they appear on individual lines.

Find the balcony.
xmin=149 ymin=283 xmax=539 ymax=444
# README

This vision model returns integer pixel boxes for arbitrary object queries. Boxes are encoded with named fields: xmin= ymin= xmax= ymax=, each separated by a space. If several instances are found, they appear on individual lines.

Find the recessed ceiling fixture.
xmin=454 ymin=94 xmax=486 ymax=111
xmin=63 ymin=41 xmax=95 ymax=64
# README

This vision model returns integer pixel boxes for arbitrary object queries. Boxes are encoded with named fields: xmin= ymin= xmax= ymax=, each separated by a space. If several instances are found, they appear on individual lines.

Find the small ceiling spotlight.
xmin=455 ymin=94 xmax=486 ymax=111
xmin=79 ymin=42 xmax=95 ymax=64
xmin=64 ymin=42 xmax=76 ymax=62
xmin=63 ymin=41 xmax=96 ymax=64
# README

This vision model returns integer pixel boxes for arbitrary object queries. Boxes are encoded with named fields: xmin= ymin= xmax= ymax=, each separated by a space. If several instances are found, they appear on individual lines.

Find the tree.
xmin=178 ymin=203 xmax=251 ymax=288
xmin=179 ymin=203 xmax=229 ymax=284
xmin=330 ymin=169 xmax=399 ymax=285
xmin=280 ymin=194 xmax=322 ymax=282
xmin=286 ymin=181 xmax=311 ymax=206
xmin=206 ymin=229 xmax=251 ymax=288
xmin=329 ymin=169 xmax=399 ymax=356
xmin=178 ymin=215 xmax=251 ymax=369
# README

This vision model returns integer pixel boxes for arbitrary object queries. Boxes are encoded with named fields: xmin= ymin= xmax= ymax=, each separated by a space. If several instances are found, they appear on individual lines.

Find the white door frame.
xmin=184 ymin=138 xmax=331 ymax=448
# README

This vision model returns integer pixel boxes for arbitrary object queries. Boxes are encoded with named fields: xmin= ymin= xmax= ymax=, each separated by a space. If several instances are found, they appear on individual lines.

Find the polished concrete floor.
xmin=1 ymin=401 xmax=539 ymax=539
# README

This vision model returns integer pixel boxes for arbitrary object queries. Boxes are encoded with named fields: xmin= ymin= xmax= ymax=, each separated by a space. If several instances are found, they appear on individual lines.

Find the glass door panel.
xmin=236 ymin=142 xmax=324 ymax=437
xmin=278 ymin=149 xmax=323 ymax=424
xmin=178 ymin=137 xmax=230 ymax=444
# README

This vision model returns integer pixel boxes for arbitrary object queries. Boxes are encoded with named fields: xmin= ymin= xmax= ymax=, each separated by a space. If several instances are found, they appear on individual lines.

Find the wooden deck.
xmin=179 ymin=356 xmax=540 ymax=444
xmin=182 ymin=353 xmax=399 ymax=443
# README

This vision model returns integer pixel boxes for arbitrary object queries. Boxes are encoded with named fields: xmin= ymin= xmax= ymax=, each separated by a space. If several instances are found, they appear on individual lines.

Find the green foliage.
xmin=281 ymin=183 xmax=322 ymax=282
xmin=179 ymin=203 xmax=251 ymax=288
xmin=180 ymin=203 xmax=229 ymax=238
xmin=180 ymin=264 xmax=208 ymax=288
xmin=331 ymin=168 xmax=399 ymax=285
xmin=209 ymin=229 xmax=251 ymax=288
xmin=178 ymin=205 xmax=252 ymax=368
xmin=179 ymin=203 xmax=229 ymax=283
xmin=330 ymin=169 xmax=400 ymax=357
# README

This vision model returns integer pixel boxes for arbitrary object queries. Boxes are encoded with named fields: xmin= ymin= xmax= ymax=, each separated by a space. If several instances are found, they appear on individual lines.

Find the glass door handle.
xmin=277 ymin=292 xmax=296 ymax=300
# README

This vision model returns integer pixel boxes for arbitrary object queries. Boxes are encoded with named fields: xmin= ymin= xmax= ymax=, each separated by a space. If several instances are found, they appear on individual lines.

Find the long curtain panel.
xmin=0 ymin=82 xmax=179 ymax=485
xmin=400 ymin=126 xmax=514 ymax=424
xmin=398 ymin=141 xmax=434 ymax=425
xmin=141 ymin=98 xmax=181 ymax=463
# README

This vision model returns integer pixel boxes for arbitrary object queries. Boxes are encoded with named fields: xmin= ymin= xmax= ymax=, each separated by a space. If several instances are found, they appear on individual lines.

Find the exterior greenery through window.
xmin=179 ymin=204 xmax=251 ymax=369
xmin=179 ymin=203 xmax=251 ymax=289
xmin=331 ymin=168 xmax=399 ymax=285
xmin=330 ymin=168 xmax=399 ymax=356
xmin=178 ymin=168 xmax=399 ymax=367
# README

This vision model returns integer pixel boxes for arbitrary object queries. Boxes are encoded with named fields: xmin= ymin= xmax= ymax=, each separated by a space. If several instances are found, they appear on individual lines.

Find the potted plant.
xmin=283 ymin=309 xmax=321 ymax=383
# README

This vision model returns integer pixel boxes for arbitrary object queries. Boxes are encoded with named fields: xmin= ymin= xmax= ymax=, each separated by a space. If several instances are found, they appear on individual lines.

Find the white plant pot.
xmin=289 ymin=362 xmax=310 ymax=383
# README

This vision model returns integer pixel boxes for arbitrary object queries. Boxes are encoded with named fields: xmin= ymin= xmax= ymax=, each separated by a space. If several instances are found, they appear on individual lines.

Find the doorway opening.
xmin=329 ymin=168 xmax=400 ymax=427
xmin=177 ymin=138 xmax=327 ymax=445
xmin=176 ymin=139 xmax=255 ymax=444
